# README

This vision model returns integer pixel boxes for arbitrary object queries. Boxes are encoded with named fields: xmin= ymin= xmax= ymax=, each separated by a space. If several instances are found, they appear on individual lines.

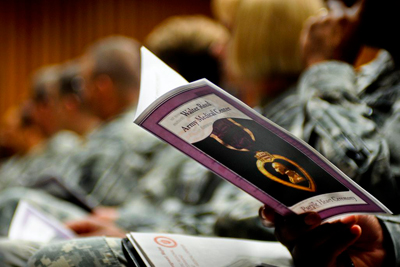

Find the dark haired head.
xmin=86 ymin=36 xmax=141 ymax=92
xmin=59 ymin=62 xmax=83 ymax=98
xmin=31 ymin=66 xmax=60 ymax=103
xmin=146 ymin=16 xmax=229 ymax=85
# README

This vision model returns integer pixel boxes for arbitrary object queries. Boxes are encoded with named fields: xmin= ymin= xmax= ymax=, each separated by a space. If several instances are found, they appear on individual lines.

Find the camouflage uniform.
xmin=0 ymin=130 xmax=82 ymax=191
xmin=262 ymin=50 xmax=400 ymax=265
xmin=295 ymin=51 xmax=400 ymax=213
xmin=64 ymin=106 xmax=164 ymax=206
xmin=26 ymin=237 xmax=127 ymax=267
xmin=0 ymin=131 xmax=87 ymax=235
xmin=114 ymin=144 xmax=265 ymax=238
xmin=0 ymin=239 xmax=43 ymax=267
xmin=12 ymin=214 xmax=400 ymax=267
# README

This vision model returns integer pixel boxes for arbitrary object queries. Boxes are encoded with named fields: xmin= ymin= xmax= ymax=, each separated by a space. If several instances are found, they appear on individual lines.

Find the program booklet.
xmin=134 ymin=47 xmax=391 ymax=221
xmin=122 ymin=232 xmax=293 ymax=267
xmin=8 ymin=200 xmax=76 ymax=242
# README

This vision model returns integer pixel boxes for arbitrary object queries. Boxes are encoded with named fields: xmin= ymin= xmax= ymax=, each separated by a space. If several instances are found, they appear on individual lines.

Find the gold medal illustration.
xmin=209 ymin=118 xmax=316 ymax=192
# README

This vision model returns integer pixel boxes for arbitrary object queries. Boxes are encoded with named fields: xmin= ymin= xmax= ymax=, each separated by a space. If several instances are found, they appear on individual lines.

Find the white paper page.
xmin=128 ymin=233 xmax=293 ymax=267
xmin=135 ymin=47 xmax=189 ymax=120
xmin=8 ymin=201 xmax=76 ymax=242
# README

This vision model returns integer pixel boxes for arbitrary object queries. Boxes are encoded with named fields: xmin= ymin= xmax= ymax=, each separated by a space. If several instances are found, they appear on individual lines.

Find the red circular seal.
xmin=154 ymin=236 xmax=178 ymax=248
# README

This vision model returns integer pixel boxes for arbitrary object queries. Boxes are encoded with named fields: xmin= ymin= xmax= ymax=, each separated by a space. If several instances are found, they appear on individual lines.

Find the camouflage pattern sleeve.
xmin=27 ymin=237 xmax=127 ymax=267
xmin=377 ymin=215 xmax=400 ymax=267
xmin=298 ymin=61 xmax=376 ymax=179
xmin=297 ymin=61 xmax=400 ymax=213
xmin=0 ymin=156 xmax=29 ymax=191
xmin=64 ymin=108 xmax=166 ymax=206
xmin=0 ymin=239 xmax=43 ymax=267
xmin=115 ymin=146 xmax=221 ymax=234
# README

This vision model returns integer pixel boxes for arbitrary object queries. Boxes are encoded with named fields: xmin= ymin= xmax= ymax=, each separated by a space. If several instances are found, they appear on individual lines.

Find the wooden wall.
xmin=0 ymin=0 xmax=212 ymax=116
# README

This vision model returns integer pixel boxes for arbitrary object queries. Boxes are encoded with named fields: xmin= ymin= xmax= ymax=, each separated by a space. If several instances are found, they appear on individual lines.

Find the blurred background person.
xmin=0 ymin=36 xmax=161 ymax=235
xmin=0 ymin=103 xmax=45 ymax=187
xmin=258 ymin=0 xmax=400 ymax=265
xmin=287 ymin=0 xmax=400 ymax=213
xmin=55 ymin=60 xmax=101 ymax=138
xmin=145 ymin=15 xmax=229 ymax=86
xmin=21 ymin=61 xmax=101 ymax=187
xmin=209 ymin=0 xmax=324 ymax=239
xmin=0 ymin=66 xmax=66 ymax=190
xmin=226 ymin=0 xmax=323 ymax=111
xmin=0 ymin=61 xmax=103 ymax=236
xmin=65 ymin=0 xmax=325 ymax=242
xmin=66 ymin=16 xmax=233 ymax=237
xmin=65 ymin=35 xmax=163 ymax=206
xmin=0 ymin=61 xmax=100 ymax=191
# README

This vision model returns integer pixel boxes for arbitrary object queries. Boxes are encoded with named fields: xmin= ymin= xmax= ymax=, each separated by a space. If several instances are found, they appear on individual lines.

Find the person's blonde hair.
xmin=211 ymin=0 xmax=241 ymax=29
xmin=229 ymin=0 xmax=323 ymax=80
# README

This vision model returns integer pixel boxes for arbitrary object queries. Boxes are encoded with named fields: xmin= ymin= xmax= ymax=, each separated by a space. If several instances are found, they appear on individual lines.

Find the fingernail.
xmin=259 ymin=206 xmax=266 ymax=219
xmin=350 ymin=225 xmax=361 ymax=236
xmin=304 ymin=212 xmax=320 ymax=226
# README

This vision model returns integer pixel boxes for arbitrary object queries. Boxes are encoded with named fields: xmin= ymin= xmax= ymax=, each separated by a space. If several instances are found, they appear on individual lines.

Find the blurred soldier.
xmin=0 ymin=62 xmax=101 ymax=236
xmin=0 ymin=65 xmax=71 ymax=190
xmin=23 ymin=61 xmax=101 ymax=185
xmin=65 ymin=20 xmax=232 ymax=236
xmin=0 ymin=103 xmax=45 ymax=188
xmin=64 ymin=36 xmax=163 ymax=206
xmin=207 ymin=0 xmax=324 ymax=239
xmin=259 ymin=0 xmax=400 ymax=265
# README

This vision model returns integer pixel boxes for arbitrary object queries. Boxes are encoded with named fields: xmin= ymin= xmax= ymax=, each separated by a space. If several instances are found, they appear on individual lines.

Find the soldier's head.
xmin=1 ymin=102 xmax=44 ymax=156
xmin=31 ymin=65 xmax=62 ymax=137
xmin=146 ymin=16 xmax=229 ymax=86
xmin=81 ymin=36 xmax=141 ymax=120
xmin=55 ymin=60 xmax=100 ymax=135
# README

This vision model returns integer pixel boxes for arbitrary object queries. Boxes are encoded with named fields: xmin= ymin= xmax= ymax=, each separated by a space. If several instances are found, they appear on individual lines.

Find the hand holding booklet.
xmin=134 ymin=47 xmax=391 ymax=220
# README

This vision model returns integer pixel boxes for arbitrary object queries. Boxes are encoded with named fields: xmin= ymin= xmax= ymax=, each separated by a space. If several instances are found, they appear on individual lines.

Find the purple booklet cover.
xmin=134 ymin=48 xmax=391 ymax=221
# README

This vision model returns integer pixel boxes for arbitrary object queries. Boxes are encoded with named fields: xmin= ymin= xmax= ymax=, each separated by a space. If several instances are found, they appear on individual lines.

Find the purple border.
xmin=140 ymin=84 xmax=388 ymax=219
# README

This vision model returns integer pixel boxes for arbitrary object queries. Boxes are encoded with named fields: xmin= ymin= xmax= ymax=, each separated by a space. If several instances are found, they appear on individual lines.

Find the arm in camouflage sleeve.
xmin=377 ymin=215 xmax=400 ymax=267
xmin=297 ymin=61 xmax=400 ymax=213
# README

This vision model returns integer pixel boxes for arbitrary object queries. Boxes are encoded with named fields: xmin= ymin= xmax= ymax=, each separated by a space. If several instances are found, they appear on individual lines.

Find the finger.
xmin=275 ymin=212 xmax=321 ymax=247
xmin=292 ymin=224 xmax=361 ymax=266
xmin=298 ymin=219 xmax=356 ymax=249
xmin=319 ymin=224 xmax=361 ymax=259
xmin=259 ymin=205 xmax=276 ymax=227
